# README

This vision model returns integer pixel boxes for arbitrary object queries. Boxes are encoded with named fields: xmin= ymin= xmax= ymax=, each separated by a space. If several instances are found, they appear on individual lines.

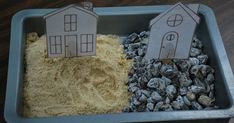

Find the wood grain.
xmin=1 ymin=0 xmax=233 ymax=123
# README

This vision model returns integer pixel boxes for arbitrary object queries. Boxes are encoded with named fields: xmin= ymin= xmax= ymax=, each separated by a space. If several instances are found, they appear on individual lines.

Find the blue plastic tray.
xmin=4 ymin=5 xmax=234 ymax=123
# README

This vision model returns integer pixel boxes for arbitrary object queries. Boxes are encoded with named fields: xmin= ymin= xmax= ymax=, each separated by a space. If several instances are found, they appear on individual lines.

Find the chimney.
xmin=81 ymin=1 xmax=93 ymax=11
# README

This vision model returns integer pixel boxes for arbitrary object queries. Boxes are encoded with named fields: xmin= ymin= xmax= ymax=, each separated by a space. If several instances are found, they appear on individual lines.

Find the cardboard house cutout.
xmin=44 ymin=3 xmax=98 ymax=57
xmin=145 ymin=2 xmax=200 ymax=60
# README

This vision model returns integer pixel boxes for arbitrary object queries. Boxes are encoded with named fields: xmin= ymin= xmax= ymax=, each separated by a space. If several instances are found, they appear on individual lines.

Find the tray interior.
xmin=22 ymin=13 xmax=232 ymax=115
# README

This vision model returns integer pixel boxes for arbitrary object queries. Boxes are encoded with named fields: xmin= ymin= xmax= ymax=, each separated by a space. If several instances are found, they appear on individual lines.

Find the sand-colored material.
xmin=23 ymin=33 xmax=132 ymax=117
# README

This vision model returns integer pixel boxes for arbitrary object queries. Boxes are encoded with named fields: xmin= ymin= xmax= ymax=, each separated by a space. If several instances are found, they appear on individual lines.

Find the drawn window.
xmin=49 ymin=36 xmax=62 ymax=54
xmin=64 ymin=14 xmax=77 ymax=32
xmin=80 ymin=34 xmax=93 ymax=53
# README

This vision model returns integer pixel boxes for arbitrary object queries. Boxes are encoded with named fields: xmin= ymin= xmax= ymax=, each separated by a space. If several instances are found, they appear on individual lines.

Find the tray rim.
xmin=5 ymin=4 xmax=234 ymax=123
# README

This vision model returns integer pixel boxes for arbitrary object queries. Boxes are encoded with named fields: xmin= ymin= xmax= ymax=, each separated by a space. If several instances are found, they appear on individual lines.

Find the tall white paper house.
xmin=145 ymin=3 xmax=200 ymax=59
xmin=44 ymin=4 xmax=98 ymax=57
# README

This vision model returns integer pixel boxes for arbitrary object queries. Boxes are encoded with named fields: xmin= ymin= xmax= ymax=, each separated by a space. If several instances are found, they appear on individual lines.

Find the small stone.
xmin=171 ymin=101 xmax=183 ymax=110
xmin=129 ymin=103 xmax=137 ymax=112
xmin=191 ymin=101 xmax=203 ymax=110
xmin=206 ymin=73 xmax=215 ymax=84
xmin=161 ymin=104 xmax=173 ymax=111
xmin=200 ymin=65 xmax=214 ymax=76
xmin=147 ymin=97 xmax=154 ymax=103
xmin=137 ymin=103 xmax=146 ymax=112
xmin=166 ymin=85 xmax=177 ymax=99
xmin=138 ymin=76 xmax=148 ymax=88
xmin=210 ymin=84 xmax=215 ymax=91
xmin=192 ymin=36 xmax=203 ymax=49
xmin=198 ymin=95 xmax=214 ymax=107
xmin=183 ymin=96 xmax=191 ymax=106
xmin=179 ymin=73 xmax=192 ymax=87
xmin=165 ymin=97 xmax=170 ymax=104
xmin=141 ymin=90 xmax=151 ymax=97
xmin=139 ymin=94 xmax=147 ymax=102
xmin=128 ymin=86 xmax=138 ymax=93
xmin=176 ymin=60 xmax=191 ymax=72
xmin=139 ymin=31 xmax=149 ymax=39
xmin=208 ymin=91 xmax=214 ymax=99
xmin=161 ymin=76 xmax=172 ymax=85
xmin=145 ymin=71 xmax=152 ymax=80
xmin=127 ymin=32 xmax=138 ymax=43
xmin=154 ymin=101 xmax=164 ymax=111
xmin=197 ymin=55 xmax=208 ymax=64
xmin=176 ymin=96 xmax=185 ymax=105
xmin=123 ymin=106 xmax=131 ymax=112
xmin=160 ymin=64 xmax=178 ymax=79
xmin=146 ymin=102 xmax=154 ymax=111
xmin=179 ymin=87 xmax=188 ymax=96
xmin=151 ymin=91 xmax=162 ymax=102
xmin=137 ymin=48 xmax=144 ymax=56
xmin=190 ymin=65 xmax=201 ymax=76
xmin=190 ymin=47 xmax=201 ymax=57
xmin=147 ymin=78 xmax=166 ymax=95
xmin=186 ymin=91 xmax=196 ymax=101
xmin=189 ymin=58 xmax=200 ymax=66
xmin=188 ymin=85 xmax=205 ymax=94
xmin=132 ymin=97 xmax=141 ymax=106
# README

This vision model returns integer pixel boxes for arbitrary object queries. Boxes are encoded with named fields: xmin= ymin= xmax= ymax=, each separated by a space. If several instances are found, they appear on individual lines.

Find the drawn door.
xmin=160 ymin=31 xmax=179 ymax=59
xmin=65 ymin=35 xmax=77 ymax=57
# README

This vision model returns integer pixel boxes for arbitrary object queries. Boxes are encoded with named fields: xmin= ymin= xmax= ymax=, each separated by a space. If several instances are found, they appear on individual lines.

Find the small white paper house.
xmin=145 ymin=3 xmax=200 ymax=60
xmin=44 ymin=4 xmax=98 ymax=57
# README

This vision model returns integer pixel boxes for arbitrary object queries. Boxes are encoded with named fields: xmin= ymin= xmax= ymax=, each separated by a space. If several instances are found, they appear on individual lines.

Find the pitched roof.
xmin=43 ymin=4 xmax=98 ymax=19
xmin=149 ymin=2 xmax=200 ymax=27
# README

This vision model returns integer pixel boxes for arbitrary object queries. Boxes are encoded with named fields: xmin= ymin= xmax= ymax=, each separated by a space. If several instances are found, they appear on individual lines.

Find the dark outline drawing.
xmin=64 ymin=14 xmax=77 ymax=32
xmin=159 ymin=31 xmax=179 ymax=58
xmin=64 ymin=35 xmax=77 ymax=57
xmin=49 ymin=35 xmax=62 ymax=54
xmin=80 ymin=34 xmax=94 ymax=53
xmin=167 ymin=14 xmax=183 ymax=27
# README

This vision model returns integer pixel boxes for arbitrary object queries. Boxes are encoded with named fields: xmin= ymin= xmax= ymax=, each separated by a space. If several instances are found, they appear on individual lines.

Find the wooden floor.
xmin=0 ymin=0 xmax=234 ymax=123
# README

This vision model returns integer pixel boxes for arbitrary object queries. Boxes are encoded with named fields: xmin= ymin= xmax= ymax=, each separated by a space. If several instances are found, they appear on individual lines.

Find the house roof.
xmin=149 ymin=2 xmax=200 ymax=27
xmin=43 ymin=4 xmax=98 ymax=19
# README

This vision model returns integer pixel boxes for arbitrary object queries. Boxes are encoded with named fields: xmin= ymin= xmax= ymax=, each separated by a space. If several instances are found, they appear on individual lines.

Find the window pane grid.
xmin=49 ymin=36 xmax=62 ymax=54
xmin=64 ymin=14 xmax=77 ymax=32
xmin=80 ymin=34 xmax=93 ymax=53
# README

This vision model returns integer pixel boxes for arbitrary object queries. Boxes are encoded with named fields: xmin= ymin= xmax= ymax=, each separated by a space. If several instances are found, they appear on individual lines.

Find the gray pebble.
xmin=206 ymin=73 xmax=215 ymax=84
xmin=197 ymin=55 xmax=208 ymax=64
xmin=179 ymin=87 xmax=188 ymax=96
xmin=179 ymin=73 xmax=192 ymax=87
xmin=191 ymin=101 xmax=203 ymax=110
xmin=198 ymin=95 xmax=214 ymax=107
xmin=189 ymin=57 xmax=200 ymax=66
xmin=190 ymin=48 xmax=201 ymax=57
xmin=146 ymin=102 xmax=154 ymax=111
xmin=166 ymin=85 xmax=177 ymax=99
xmin=160 ymin=64 xmax=178 ymax=79
xmin=183 ymin=96 xmax=191 ymax=106
xmin=132 ymin=97 xmax=141 ymax=106
xmin=186 ymin=91 xmax=196 ymax=101
xmin=154 ymin=101 xmax=164 ymax=111
xmin=161 ymin=104 xmax=173 ymax=111
xmin=147 ymin=78 xmax=166 ymax=95
xmin=151 ymin=91 xmax=162 ymax=102
xmin=127 ymin=32 xmax=139 ymax=43
xmin=165 ymin=97 xmax=171 ymax=104
xmin=171 ymin=101 xmax=183 ymax=110
xmin=161 ymin=76 xmax=172 ymax=85
xmin=147 ymin=97 xmax=154 ymax=103
xmin=190 ymin=65 xmax=201 ymax=76
xmin=139 ymin=94 xmax=147 ymax=102
xmin=188 ymin=85 xmax=205 ymax=94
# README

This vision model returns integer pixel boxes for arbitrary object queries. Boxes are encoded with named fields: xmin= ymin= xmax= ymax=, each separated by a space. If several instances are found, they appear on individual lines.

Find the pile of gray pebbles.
xmin=122 ymin=31 xmax=218 ymax=112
